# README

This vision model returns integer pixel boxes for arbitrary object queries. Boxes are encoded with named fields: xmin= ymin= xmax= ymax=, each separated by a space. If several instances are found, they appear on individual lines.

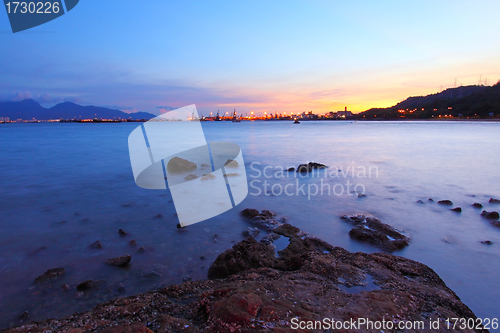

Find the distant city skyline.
xmin=1 ymin=1 xmax=500 ymax=115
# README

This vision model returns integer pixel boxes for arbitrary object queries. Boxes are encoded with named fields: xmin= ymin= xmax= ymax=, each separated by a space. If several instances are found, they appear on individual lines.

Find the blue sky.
xmin=1 ymin=0 xmax=500 ymax=115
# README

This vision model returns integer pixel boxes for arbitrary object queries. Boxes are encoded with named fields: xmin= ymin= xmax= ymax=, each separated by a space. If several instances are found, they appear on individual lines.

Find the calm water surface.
xmin=0 ymin=121 xmax=499 ymax=328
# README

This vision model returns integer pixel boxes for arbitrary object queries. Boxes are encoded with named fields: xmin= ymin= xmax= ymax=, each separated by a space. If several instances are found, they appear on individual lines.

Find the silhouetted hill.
xmin=0 ymin=99 xmax=155 ymax=120
xmin=0 ymin=99 xmax=47 ymax=120
xmin=358 ymin=83 xmax=500 ymax=119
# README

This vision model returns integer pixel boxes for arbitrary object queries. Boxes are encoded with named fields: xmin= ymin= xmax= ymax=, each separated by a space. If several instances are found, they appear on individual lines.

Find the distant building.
xmin=337 ymin=107 xmax=352 ymax=118
xmin=0 ymin=117 xmax=10 ymax=123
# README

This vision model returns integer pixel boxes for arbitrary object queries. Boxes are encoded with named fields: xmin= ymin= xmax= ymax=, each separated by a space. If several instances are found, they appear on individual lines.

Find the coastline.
xmin=2 ymin=210 xmax=488 ymax=333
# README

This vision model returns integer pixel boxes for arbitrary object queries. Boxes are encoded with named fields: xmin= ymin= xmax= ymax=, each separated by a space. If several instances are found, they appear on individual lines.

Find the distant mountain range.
xmin=0 ymin=99 xmax=156 ymax=121
xmin=358 ymin=82 xmax=500 ymax=119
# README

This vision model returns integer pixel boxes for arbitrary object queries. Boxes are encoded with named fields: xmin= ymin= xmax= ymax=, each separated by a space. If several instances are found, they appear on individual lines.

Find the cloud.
xmin=0 ymin=91 xmax=33 ymax=102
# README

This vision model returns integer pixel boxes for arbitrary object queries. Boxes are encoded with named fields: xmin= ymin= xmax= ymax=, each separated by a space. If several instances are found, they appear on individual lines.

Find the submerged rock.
xmin=481 ymin=240 xmax=493 ymax=245
xmin=451 ymin=207 xmax=462 ymax=212
xmin=101 ymin=323 xmax=153 ymax=333
xmin=472 ymin=203 xmax=483 ymax=208
xmin=34 ymin=268 xmax=65 ymax=284
xmin=296 ymin=161 xmax=327 ymax=173
xmin=241 ymin=208 xmax=282 ymax=231
xmin=167 ymin=156 xmax=197 ymax=173
xmin=223 ymin=173 xmax=239 ymax=177
xmin=480 ymin=210 xmax=500 ymax=220
xmin=76 ymin=279 xmax=101 ymax=291
xmin=416 ymin=200 xmax=424 ymax=204
xmin=106 ymin=255 xmax=132 ymax=267
xmin=489 ymin=197 xmax=500 ymax=204
xmin=6 ymin=222 xmax=483 ymax=333
xmin=18 ymin=311 xmax=30 ymax=322
xmin=341 ymin=214 xmax=409 ymax=252
xmin=118 ymin=229 xmax=127 ymax=236
xmin=286 ymin=167 xmax=295 ymax=172
xmin=240 ymin=208 xmax=259 ymax=218
xmin=184 ymin=174 xmax=198 ymax=181
xmin=438 ymin=199 xmax=453 ymax=205
xmin=200 ymin=174 xmax=216 ymax=181
xmin=89 ymin=240 xmax=103 ymax=249
xmin=242 ymin=227 xmax=259 ymax=238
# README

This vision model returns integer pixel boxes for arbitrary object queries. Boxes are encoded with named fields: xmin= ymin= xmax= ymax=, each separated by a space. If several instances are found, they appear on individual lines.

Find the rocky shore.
xmin=3 ymin=209 xmax=488 ymax=333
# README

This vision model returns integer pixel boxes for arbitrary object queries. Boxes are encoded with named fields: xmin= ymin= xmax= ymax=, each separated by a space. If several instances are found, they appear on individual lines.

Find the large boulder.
xmin=5 ymin=222 xmax=484 ymax=333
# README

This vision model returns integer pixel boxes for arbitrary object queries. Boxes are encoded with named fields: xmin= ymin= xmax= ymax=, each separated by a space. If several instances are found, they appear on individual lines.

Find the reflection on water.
xmin=0 ymin=121 xmax=499 ymax=328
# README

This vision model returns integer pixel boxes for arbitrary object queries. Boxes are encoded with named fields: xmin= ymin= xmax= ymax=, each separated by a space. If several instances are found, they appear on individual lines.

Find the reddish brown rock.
xmin=438 ymin=199 xmax=453 ymax=205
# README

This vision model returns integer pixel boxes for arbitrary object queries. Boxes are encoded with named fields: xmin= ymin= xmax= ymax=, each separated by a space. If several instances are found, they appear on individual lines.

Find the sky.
xmin=1 ymin=0 xmax=500 ymax=115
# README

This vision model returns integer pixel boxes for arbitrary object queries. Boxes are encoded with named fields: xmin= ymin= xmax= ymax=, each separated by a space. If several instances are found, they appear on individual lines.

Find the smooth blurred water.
xmin=0 ymin=121 xmax=499 ymax=328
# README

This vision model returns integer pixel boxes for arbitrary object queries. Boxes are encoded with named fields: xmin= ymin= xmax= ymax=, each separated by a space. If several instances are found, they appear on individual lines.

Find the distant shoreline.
xmin=2 ymin=118 xmax=500 ymax=124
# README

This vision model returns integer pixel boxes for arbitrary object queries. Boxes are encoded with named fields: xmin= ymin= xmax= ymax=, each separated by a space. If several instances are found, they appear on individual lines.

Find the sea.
xmin=0 ymin=120 xmax=499 ymax=329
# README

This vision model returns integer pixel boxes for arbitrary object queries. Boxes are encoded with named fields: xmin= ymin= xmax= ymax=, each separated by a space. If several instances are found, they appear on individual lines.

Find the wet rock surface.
xmin=489 ymin=198 xmax=500 ymax=204
xmin=89 ymin=241 xmax=103 ymax=249
xmin=296 ymin=161 xmax=327 ymax=173
xmin=341 ymin=214 xmax=410 ymax=252
xmin=241 ymin=209 xmax=282 ymax=231
xmin=106 ymin=255 xmax=132 ymax=267
xmin=480 ymin=210 xmax=500 ymax=220
xmin=224 ymin=159 xmax=239 ymax=168
xmin=5 ymin=211 xmax=486 ymax=333
xmin=167 ymin=156 xmax=197 ymax=173
xmin=438 ymin=199 xmax=453 ymax=205
xmin=76 ymin=280 xmax=102 ymax=292
xmin=33 ymin=268 xmax=65 ymax=284
xmin=200 ymin=174 xmax=216 ymax=181
xmin=242 ymin=227 xmax=259 ymax=238
xmin=184 ymin=174 xmax=199 ymax=181
xmin=6 ymin=221 xmax=485 ymax=333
